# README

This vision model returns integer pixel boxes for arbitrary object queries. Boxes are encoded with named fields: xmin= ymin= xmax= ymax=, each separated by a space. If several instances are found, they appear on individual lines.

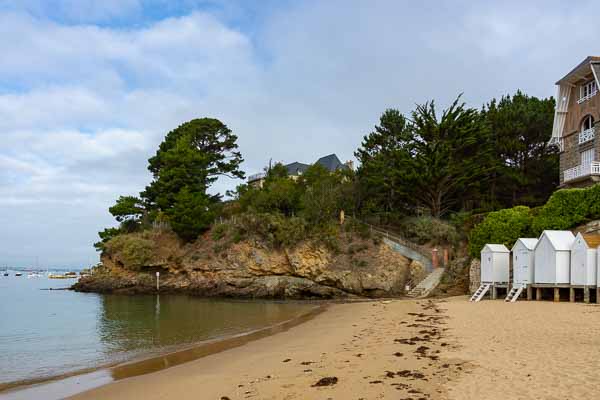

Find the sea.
xmin=0 ymin=271 xmax=316 ymax=398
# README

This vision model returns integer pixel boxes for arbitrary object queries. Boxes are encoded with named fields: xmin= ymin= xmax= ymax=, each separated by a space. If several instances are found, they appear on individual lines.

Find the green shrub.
xmin=105 ymin=234 xmax=154 ymax=271
xmin=468 ymin=206 xmax=533 ymax=258
xmin=400 ymin=217 xmax=459 ymax=245
xmin=233 ymin=212 xmax=308 ymax=248
xmin=531 ymin=188 xmax=590 ymax=232
xmin=347 ymin=243 xmax=369 ymax=255
xmin=211 ymin=223 xmax=229 ymax=241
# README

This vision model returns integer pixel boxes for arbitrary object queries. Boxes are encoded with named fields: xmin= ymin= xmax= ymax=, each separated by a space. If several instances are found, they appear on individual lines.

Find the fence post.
xmin=432 ymin=248 xmax=439 ymax=269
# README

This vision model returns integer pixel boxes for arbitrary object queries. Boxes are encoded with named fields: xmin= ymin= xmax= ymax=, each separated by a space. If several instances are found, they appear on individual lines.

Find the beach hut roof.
xmin=576 ymin=232 xmax=600 ymax=248
xmin=539 ymin=230 xmax=575 ymax=251
xmin=512 ymin=238 xmax=538 ymax=251
xmin=482 ymin=244 xmax=510 ymax=253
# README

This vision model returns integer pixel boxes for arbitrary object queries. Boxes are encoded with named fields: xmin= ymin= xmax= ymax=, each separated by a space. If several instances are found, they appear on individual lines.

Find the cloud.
xmin=1 ymin=1 xmax=600 ymax=267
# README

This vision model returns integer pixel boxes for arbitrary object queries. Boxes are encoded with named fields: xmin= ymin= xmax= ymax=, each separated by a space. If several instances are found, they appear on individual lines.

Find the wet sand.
xmin=72 ymin=299 xmax=457 ymax=399
xmin=70 ymin=297 xmax=600 ymax=399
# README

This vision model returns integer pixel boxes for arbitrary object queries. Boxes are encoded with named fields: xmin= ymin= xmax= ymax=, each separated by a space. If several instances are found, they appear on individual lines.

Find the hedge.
xmin=468 ymin=206 xmax=533 ymax=258
xmin=468 ymin=184 xmax=600 ymax=258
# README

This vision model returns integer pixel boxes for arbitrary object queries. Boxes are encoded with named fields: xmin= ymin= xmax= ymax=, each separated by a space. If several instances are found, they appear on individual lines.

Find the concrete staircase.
xmin=406 ymin=268 xmax=445 ymax=298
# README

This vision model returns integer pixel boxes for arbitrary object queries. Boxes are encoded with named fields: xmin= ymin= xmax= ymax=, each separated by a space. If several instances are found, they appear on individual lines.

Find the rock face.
xmin=74 ymin=230 xmax=417 ymax=299
xmin=469 ymin=258 xmax=481 ymax=294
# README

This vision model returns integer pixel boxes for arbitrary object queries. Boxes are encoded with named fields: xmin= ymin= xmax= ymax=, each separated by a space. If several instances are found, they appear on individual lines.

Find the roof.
xmin=556 ymin=56 xmax=600 ymax=85
xmin=315 ymin=154 xmax=348 ymax=172
xmin=284 ymin=154 xmax=348 ymax=176
xmin=512 ymin=238 xmax=538 ymax=251
xmin=482 ymin=244 xmax=509 ymax=253
xmin=539 ymin=230 xmax=575 ymax=251
xmin=576 ymin=233 xmax=600 ymax=248
xmin=284 ymin=162 xmax=311 ymax=176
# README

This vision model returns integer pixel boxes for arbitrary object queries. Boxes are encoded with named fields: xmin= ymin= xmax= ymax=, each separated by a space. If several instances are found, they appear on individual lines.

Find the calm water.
xmin=0 ymin=274 xmax=314 ymax=389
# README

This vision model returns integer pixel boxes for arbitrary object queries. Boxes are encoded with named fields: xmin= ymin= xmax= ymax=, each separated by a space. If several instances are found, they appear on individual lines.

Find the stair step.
xmin=469 ymin=284 xmax=491 ymax=302
xmin=504 ymin=285 xmax=524 ymax=302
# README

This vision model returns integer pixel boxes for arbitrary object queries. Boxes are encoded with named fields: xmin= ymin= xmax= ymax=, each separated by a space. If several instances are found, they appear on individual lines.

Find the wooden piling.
xmin=527 ymin=285 xmax=532 ymax=301
xmin=536 ymin=287 xmax=542 ymax=300
xmin=554 ymin=287 xmax=560 ymax=302
xmin=584 ymin=287 xmax=590 ymax=304
xmin=570 ymin=288 xmax=575 ymax=303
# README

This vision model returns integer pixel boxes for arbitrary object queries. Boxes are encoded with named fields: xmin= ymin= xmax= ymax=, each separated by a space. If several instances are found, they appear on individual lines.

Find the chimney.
xmin=345 ymin=160 xmax=354 ymax=170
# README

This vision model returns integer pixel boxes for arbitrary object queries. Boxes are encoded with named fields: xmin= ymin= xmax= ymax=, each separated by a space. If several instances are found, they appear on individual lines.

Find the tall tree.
xmin=355 ymin=109 xmax=413 ymax=215
xmin=97 ymin=118 xmax=244 ymax=246
xmin=356 ymin=97 xmax=492 ymax=218
xmin=482 ymin=91 xmax=558 ymax=208
xmin=409 ymin=97 xmax=492 ymax=216
xmin=142 ymin=118 xmax=244 ymax=211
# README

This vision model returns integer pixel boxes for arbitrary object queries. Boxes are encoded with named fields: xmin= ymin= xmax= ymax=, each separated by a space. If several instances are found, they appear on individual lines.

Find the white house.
xmin=534 ymin=230 xmax=575 ymax=284
xmin=512 ymin=238 xmax=538 ymax=287
xmin=570 ymin=233 xmax=600 ymax=286
xmin=481 ymin=244 xmax=510 ymax=284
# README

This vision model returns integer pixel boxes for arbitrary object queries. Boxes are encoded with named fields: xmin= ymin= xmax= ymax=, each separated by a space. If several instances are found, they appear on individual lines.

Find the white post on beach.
xmin=156 ymin=271 xmax=160 ymax=291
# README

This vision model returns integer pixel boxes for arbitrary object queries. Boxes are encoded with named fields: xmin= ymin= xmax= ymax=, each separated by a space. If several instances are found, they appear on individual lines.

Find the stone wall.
xmin=468 ymin=259 xmax=480 ymax=294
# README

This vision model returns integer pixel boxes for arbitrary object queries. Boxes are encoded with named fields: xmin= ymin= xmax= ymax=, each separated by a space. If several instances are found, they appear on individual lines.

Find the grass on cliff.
xmin=102 ymin=213 xmax=382 ymax=273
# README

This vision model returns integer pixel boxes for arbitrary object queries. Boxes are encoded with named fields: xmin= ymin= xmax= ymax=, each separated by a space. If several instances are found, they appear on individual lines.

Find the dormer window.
xmin=578 ymin=80 xmax=597 ymax=103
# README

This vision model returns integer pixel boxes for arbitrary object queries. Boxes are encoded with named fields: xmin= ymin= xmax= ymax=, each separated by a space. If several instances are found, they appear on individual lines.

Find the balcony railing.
xmin=248 ymin=172 xmax=266 ymax=182
xmin=577 ymin=90 xmax=598 ymax=104
xmin=548 ymin=136 xmax=564 ymax=152
xmin=579 ymin=127 xmax=596 ymax=145
xmin=563 ymin=161 xmax=600 ymax=183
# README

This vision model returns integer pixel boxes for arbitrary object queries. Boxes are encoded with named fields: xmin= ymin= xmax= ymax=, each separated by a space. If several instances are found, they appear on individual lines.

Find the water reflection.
xmin=1 ymin=277 xmax=314 ymax=391
xmin=96 ymin=295 xmax=312 ymax=361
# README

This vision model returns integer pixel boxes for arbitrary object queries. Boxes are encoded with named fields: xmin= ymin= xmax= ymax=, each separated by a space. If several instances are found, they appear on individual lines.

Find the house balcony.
xmin=577 ymin=88 xmax=597 ymax=104
xmin=578 ymin=127 xmax=596 ymax=145
xmin=563 ymin=161 xmax=600 ymax=183
xmin=248 ymin=172 xmax=266 ymax=183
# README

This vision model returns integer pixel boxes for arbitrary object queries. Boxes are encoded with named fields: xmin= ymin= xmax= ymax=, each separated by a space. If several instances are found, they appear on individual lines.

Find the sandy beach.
xmin=68 ymin=297 xmax=600 ymax=400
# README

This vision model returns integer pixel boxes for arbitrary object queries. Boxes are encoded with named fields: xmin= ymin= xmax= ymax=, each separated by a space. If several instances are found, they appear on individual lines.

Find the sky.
xmin=1 ymin=0 xmax=599 ymax=268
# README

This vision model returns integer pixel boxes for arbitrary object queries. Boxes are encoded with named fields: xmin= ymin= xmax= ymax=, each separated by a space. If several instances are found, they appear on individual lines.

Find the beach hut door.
xmin=517 ymin=249 xmax=529 ymax=283
xmin=482 ymin=253 xmax=492 ymax=283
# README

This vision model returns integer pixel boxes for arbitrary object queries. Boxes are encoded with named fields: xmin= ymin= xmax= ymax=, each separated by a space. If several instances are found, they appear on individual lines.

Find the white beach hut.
xmin=534 ymin=230 xmax=575 ymax=284
xmin=480 ymin=244 xmax=510 ymax=284
xmin=512 ymin=238 xmax=538 ymax=287
xmin=570 ymin=233 xmax=600 ymax=286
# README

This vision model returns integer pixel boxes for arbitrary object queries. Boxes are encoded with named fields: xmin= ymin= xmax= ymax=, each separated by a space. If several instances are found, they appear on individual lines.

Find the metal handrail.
xmin=351 ymin=218 xmax=432 ymax=262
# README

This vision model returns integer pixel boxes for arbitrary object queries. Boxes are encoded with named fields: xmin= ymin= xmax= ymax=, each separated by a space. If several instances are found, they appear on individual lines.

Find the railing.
xmin=578 ymin=127 xmax=596 ymax=144
xmin=248 ymin=172 xmax=266 ymax=182
xmin=350 ymin=218 xmax=433 ymax=272
xmin=563 ymin=161 xmax=600 ymax=182
xmin=577 ymin=90 xmax=597 ymax=104
xmin=548 ymin=136 xmax=564 ymax=152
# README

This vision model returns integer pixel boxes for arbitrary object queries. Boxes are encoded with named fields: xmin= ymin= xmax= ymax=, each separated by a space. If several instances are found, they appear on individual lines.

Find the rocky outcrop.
xmin=468 ymin=258 xmax=480 ymax=294
xmin=74 ymin=230 xmax=418 ymax=299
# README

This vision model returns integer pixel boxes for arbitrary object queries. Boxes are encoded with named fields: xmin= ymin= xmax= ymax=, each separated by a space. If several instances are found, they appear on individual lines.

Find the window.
xmin=582 ymin=115 xmax=595 ymax=131
xmin=579 ymin=80 xmax=598 ymax=103
xmin=581 ymin=148 xmax=595 ymax=165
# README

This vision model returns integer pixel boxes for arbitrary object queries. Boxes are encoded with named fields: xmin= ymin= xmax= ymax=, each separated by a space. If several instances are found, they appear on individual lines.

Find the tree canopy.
xmin=98 ymin=117 xmax=244 ymax=245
